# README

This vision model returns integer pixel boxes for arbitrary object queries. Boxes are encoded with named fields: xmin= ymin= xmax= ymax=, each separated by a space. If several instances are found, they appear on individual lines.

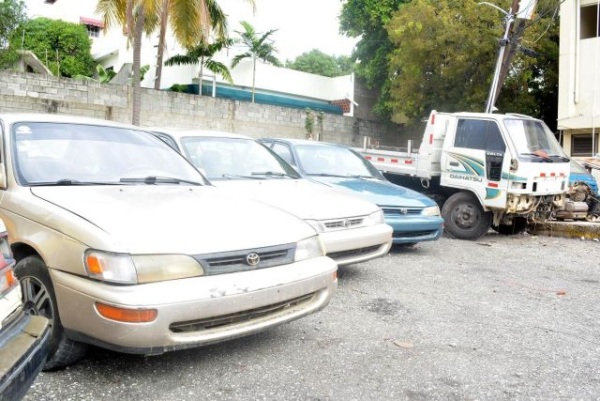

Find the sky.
xmin=218 ymin=0 xmax=359 ymax=62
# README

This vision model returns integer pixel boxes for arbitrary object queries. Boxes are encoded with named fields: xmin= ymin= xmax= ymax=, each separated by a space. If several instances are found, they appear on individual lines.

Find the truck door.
xmin=440 ymin=118 xmax=510 ymax=210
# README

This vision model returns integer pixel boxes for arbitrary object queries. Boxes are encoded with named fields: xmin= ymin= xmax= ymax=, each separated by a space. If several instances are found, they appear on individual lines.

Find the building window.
xmin=80 ymin=17 xmax=104 ymax=38
xmin=86 ymin=25 xmax=101 ymax=38
xmin=571 ymin=134 xmax=599 ymax=157
xmin=581 ymin=5 xmax=600 ymax=39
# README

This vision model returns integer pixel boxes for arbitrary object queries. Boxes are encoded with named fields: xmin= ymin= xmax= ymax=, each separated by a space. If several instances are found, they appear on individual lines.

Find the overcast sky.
xmin=218 ymin=0 xmax=359 ymax=62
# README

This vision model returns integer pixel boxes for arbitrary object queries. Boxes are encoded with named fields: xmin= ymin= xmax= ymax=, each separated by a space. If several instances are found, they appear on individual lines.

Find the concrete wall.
xmin=0 ymin=71 xmax=407 ymax=147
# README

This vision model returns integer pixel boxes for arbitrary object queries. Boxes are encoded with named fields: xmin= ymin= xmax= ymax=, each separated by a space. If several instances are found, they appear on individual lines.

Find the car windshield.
xmin=12 ymin=122 xmax=205 ymax=186
xmin=179 ymin=136 xmax=299 ymax=180
xmin=295 ymin=144 xmax=384 ymax=179
xmin=504 ymin=118 xmax=568 ymax=161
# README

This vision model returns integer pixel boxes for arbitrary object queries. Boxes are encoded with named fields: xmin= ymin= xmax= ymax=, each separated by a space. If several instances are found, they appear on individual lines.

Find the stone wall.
xmin=0 ymin=71 xmax=408 ymax=147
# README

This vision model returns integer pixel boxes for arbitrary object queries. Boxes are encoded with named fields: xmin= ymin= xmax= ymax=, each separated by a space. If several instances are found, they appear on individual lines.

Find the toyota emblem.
xmin=246 ymin=252 xmax=260 ymax=266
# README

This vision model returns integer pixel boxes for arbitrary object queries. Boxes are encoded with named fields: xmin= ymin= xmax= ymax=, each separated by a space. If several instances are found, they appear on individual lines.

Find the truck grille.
xmin=193 ymin=244 xmax=295 ymax=275
xmin=169 ymin=293 xmax=316 ymax=333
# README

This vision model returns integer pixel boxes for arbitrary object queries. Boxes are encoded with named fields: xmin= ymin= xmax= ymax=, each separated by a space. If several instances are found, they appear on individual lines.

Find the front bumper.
xmin=385 ymin=215 xmax=444 ymax=244
xmin=0 ymin=312 xmax=50 ymax=401
xmin=51 ymin=256 xmax=337 ymax=354
xmin=319 ymin=223 xmax=392 ymax=266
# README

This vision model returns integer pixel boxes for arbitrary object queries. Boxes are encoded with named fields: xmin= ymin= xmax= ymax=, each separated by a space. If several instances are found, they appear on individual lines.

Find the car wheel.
xmin=492 ymin=217 xmax=528 ymax=235
xmin=16 ymin=255 xmax=88 ymax=370
xmin=441 ymin=192 xmax=492 ymax=240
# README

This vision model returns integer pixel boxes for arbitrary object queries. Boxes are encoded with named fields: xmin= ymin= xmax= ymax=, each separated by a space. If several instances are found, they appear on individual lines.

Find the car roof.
xmin=262 ymin=138 xmax=352 ymax=149
xmin=0 ymin=113 xmax=141 ymax=129
xmin=150 ymin=127 xmax=254 ymax=142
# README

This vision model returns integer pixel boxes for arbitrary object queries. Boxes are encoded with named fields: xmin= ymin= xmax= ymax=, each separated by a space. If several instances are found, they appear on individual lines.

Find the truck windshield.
xmin=12 ymin=122 xmax=205 ymax=186
xmin=504 ymin=119 xmax=568 ymax=161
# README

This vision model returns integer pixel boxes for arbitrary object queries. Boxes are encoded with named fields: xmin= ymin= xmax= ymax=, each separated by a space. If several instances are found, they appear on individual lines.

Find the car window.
xmin=12 ymin=123 xmax=203 ymax=185
xmin=271 ymin=143 xmax=295 ymax=165
xmin=179 ymin=136 xmax=299 ymax=180
xmin=295 ymin=144 xmax=383 ymax=178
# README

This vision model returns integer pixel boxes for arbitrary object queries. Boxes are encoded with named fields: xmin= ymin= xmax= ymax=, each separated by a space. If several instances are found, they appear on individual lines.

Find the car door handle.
xmin=449 ymin=161 xmax=459 ymax=167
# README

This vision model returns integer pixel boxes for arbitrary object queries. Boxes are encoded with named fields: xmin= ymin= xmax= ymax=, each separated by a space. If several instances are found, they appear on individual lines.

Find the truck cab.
xmin=424 ymin=111 xmax=569 ymax=237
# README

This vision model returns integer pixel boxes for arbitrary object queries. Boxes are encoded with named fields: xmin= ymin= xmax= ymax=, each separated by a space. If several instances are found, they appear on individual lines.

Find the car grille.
xmin=327 ymin=245 xmax=382 ymax=261
xmin=193 ymin=244 xmax=295 ymax=275
xmin=382 ymin=207 xmax=423 ymax=216
xmin=323 ymin=217 xmax=364 ymax=230
xmin=169 ymin=292 xmax=316 ymax=333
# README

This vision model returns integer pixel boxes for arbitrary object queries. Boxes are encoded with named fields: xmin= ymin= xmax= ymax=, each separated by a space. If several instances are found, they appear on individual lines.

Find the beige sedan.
xmin=0 ymin=113 xmax=337 ymax=370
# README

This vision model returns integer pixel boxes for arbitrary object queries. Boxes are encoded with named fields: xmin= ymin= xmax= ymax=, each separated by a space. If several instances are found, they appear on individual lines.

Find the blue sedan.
xmin=259 ymin=138 xmax=444 ymax=245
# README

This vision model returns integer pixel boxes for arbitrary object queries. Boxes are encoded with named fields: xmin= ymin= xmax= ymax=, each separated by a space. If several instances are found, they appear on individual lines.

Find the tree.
xmin=340 ymin=0 xmax=409 ymax=119
xmin=8 ymin=17 xmax=95 ymax=77
xmin=0 ymin=0 xmax=27 ymax=69
xmin=231 ymin=20 xmax=281 ymax=103
xmin=97 ymin=0 xmax=160 ymax=126
xmin=165 ymin=37 xmax=235 ymax=85
xmin=385 ymin=0 xmax=560 ymax=126
xmin=285 ymin=49 xmax=353 ymax=77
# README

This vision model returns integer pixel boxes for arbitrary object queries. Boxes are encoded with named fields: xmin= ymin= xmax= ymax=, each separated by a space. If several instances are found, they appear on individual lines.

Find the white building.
xmin=23 ymin=0 xmax=355 ymax=116
xmin=558 ymin=0 xmax=600 ymax=178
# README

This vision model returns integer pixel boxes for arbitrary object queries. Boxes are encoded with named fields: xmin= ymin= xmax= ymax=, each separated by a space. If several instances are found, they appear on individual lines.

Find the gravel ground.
xmin=24 ymin=232 xmax=600 ymax=401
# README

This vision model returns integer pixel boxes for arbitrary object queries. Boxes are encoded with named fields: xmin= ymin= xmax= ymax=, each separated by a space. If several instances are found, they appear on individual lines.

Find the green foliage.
xmin=340 ymin=0 xmax=409 ymax=119
xmin=305 ymin=108 xmax=315 ymax=135
xmin=385 ymin=0 xmax=560 ymax=127
xmin=165 ymin=38 xmax=235 ymax=83
xmin=10 ymin=18 xmax=95 ymax=77
xmin=0 ymin=0 xmax=27 ymax=69
xmin=169 ymin=83 xmax=190 ymax=93
xmin=285 ymin=49 xmax=353 ymax=77
xmin=232 ymin=21 xmax=282 ymax=68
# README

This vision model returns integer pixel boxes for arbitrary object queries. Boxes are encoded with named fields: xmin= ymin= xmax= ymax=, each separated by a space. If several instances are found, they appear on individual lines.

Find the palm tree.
xmin=97 ymin=0 xmax=159 ymax=125
xmin=154 ymin=0 xmax=255 ymax=90
xmin=231 ymin=20 xmax=282 ymax=103
xmin=164 ymin=37 xmax=236 ymax=88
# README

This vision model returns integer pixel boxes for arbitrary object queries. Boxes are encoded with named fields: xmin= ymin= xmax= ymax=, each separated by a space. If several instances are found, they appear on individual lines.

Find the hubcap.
xmin=21 ymin=277 xmax=55 ymax=329
xmin=452 ymin=204 xmax=479 ymax=230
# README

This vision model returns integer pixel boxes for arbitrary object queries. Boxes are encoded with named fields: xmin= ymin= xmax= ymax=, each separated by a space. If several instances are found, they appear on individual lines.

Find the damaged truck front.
xmin=359 ymin=111 xmax=570 ymax=240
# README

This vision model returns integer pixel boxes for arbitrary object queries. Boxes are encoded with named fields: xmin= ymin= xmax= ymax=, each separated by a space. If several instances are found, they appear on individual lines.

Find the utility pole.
xmin=483 ymin=0 xmax=538 ymax=113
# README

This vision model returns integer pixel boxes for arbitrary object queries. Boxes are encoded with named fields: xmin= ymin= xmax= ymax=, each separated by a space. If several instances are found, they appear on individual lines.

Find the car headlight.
xmin=304 ymin=219 xmax=325 ymax=233
xmin=294 ymin=236 xmax=324 ymax=262
xmin=85 ymin=250 xmax=204 ymax=284
xmin=363 ymin=209 xmax=385 ymax=226
xmin=421 ymin=205 xmax=441 ymax=216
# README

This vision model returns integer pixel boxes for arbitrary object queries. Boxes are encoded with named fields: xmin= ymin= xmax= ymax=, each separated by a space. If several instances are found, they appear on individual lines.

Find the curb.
xmin=527 ymin=220 xmax=600 ymax=240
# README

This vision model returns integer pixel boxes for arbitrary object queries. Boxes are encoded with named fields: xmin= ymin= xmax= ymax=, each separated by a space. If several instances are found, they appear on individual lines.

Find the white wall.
xmin=25 ymin=0 xmax=354 ymax=107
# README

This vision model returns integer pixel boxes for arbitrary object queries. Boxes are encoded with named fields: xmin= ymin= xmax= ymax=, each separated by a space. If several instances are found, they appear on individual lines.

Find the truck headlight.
xmin=85 ymin=250 xmax=204 ymax=284
xmin=363 ymin=209 xmax=385 ymax=226
xmin=294 ymin=236 xmax=324 ymax=262
xmin=422 ymin=205 xmax=441 ymax=216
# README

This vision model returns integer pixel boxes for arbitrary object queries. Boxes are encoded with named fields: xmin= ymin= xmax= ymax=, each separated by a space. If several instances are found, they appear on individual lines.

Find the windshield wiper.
xmin=250 ymin=171 xmax=294 ymax=178
xmin=28 ymin=179 xmax=123 ymax=186
xmin=308 ymin=173 xmax=351 ymax=178
xmin=119 ymin=176 xmax=203 ymax=185
xmin=519 ymin=153 xmax=553 ymax=162
xmin=347 ymin=174 xmax=378 ymax=179
xmin=546 ymin=154 xmax=570 ymax=162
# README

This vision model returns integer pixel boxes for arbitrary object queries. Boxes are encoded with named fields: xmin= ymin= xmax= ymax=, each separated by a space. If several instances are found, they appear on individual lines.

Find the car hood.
xmin=29 ymin=186 xmax=316 ymax=254
xmin=212 ymin=179 xmax=380 ymax=219
xmin=308 ymin=176 xmax=436 ymax=208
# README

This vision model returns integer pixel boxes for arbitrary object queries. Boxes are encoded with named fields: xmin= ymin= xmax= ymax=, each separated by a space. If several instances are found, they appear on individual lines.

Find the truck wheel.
xmin=442 ymin=192 xmax=492 ymax=240
xmin=15 ymin=256 xmax=88 ymax=371
xmin=492 ymin=217 xmax=528 ymax=235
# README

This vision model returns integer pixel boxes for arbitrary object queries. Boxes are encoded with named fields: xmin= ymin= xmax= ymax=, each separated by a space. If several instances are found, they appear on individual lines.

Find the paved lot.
xmin=25 ymin=232 xmax=600 ymax=401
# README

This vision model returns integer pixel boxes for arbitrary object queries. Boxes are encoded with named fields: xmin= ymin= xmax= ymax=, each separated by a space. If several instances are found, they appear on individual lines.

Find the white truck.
xmin=358 ymin=110 xmax=570 ymax=240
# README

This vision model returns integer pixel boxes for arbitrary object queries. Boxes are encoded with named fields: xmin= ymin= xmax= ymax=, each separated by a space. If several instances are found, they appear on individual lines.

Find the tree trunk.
xmin=251 ymin=57 xmax=256 ymax=103
xmin=154 ymin=0 xmax=170 ymax=90
xmin=132 ymin=6 xmax=146 ymax=126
